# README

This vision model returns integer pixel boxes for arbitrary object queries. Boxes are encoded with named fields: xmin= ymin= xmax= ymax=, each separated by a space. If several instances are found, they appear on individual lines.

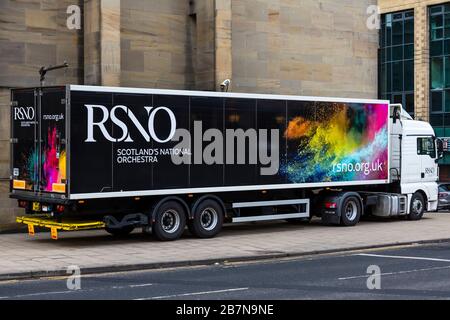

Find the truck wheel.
xmin=340 ymin=196 xmax=361 ymax=227
xmin=152 ymin=201 xmax=186 ymax=241
xmin=408 ymin=192 xmax=425 ymax=221
xmin=105 ymin=226 xmax=134 ymax=237
xmin=188 ymin=199 xmax=223 ymax=238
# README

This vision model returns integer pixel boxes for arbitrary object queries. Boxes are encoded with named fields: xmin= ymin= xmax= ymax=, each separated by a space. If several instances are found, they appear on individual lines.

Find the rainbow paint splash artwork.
xmin=42 ymin=126 xmax=66 ymax=192
xmin=21 ymin=125 xmax=66 ymax=192
xmin=281 ymin=102 xmax=388 ymax=183
xmin=22 ymin=147 xmax=39 ymax=190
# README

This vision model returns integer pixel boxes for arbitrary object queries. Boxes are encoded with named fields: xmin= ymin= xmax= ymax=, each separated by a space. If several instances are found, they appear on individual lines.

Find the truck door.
xmin=11 ymin=87 xmax=67 ymax=195
xmin=38 ymin=87 xmax=67 ymax=194
xmin=11 ymin=89 xmax=38 ymax=192
xmin=417 ymin=136 xmax=438 ymax=181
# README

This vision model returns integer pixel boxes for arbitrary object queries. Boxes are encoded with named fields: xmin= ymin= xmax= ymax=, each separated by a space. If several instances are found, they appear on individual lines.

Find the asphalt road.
xmin=2 ymin=242 xmax=450 ymax=300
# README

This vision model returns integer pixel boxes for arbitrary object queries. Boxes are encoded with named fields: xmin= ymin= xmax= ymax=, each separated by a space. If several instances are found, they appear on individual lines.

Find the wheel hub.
xmin=412 ymin=199 xmax=423 ymax=214
xmin=345 ymin=200 xmax=357 ymax=221
xmin=200 ymin=208 xmax=218 ymax=231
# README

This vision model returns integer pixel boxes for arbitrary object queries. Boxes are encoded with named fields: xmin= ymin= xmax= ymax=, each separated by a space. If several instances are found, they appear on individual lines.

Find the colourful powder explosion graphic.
xmin=25 ymin=148 xmax=39 ymax=190
xmin=42 ymin=126 xmax=66 ymax=191
xmin=22 ymin=126 xmax=66 ymax=192
xmin=281 ymin=103 xmax=388 ymax=183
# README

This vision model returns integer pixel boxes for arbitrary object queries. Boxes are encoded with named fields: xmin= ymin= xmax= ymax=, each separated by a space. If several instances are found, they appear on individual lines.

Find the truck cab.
xmin=390 ymin=104 xmax=442 ymax=214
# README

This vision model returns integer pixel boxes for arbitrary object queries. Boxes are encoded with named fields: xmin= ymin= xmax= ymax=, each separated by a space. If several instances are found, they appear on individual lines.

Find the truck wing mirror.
xmin=437 ymin=138 xmax=444 ymax=160
xmin=392 ymin=106 xmax=401 ymax=124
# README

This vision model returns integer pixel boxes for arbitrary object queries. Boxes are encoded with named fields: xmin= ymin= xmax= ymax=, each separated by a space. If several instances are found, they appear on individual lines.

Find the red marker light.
xmin=18 ymin=200 xmax=28 ymax=208
xmin=325 ymin=202 xmax=337 ymax=209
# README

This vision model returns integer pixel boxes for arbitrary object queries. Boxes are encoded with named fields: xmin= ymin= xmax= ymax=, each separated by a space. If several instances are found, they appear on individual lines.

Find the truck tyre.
xmin=188 ymin=199 xmax=223 ymax=238
xmin=152 ymin=201 xmax=186 ymax=241
xmin=105 ymin=226 xmax=134 ymax=237
xmin=408 ymin=192 xmax=425 ymax=221
xmin=340 ymin=196 xmax=361 ymax=227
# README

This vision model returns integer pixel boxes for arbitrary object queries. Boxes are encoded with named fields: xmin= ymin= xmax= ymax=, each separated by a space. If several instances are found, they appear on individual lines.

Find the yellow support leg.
xmin=16 ymin=216 xmax=105 ymax=240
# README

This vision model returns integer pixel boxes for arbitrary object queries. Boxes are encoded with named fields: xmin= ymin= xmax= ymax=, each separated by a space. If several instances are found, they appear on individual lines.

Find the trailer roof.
xmin=69 ymin=85 xmax=389 ymax=105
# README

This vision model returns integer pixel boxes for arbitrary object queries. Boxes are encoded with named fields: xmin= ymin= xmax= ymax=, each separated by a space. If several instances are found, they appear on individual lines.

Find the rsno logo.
xmin=85 ymin=104 xmax=176 ymax=143
xmin=14 ymin=107 xmax=35 ymax=121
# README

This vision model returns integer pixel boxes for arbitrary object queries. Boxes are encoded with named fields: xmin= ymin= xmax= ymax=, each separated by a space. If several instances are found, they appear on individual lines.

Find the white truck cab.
xmin=390 ymin=104 xmax=442 ymax=214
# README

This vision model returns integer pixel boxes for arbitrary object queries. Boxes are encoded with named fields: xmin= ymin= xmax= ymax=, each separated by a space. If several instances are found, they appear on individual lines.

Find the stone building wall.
xmin=231 ymin=0 xmax=379 ymax=98
xmin=0 ymin=0 xmax=83 ymax=231
xmin=120 ymin=0 xmax=192 ymax=89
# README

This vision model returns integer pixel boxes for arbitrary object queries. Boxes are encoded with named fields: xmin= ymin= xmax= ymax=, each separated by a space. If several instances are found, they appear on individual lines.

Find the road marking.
xmin=135 ymin=287 xmax=249 ymax=300
xmin=129 ymin=283 xmax=153 ymax=288
xmin=0 ymin=290 xmax=75 ymax=299
xmin=112 ymin=283 xmax=153 ymax=289
xmin=339 ymin=265 xmax=450 ymax=280
xmin=0 ymin=283 xmax=154 ymax=299
xmin=355 ymin=253 xmax=450 ymax=263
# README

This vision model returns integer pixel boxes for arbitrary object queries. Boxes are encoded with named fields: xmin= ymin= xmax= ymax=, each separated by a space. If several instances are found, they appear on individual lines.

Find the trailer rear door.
xmin=11 ymin=87 xmax=67 ymax=196
xmin=11 ymin=88 xmax=38 ymax=192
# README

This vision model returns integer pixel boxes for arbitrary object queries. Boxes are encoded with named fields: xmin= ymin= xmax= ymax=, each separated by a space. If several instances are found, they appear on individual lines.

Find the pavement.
xmin=1 ymin=212 xmax=450 ymax=281
xmin=2 ymin=242 xmax=450 ymax=299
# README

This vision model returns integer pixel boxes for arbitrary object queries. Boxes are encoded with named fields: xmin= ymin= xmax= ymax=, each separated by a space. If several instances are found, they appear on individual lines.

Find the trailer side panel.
xmin=68 ymin=88 xmax=389 ymax=199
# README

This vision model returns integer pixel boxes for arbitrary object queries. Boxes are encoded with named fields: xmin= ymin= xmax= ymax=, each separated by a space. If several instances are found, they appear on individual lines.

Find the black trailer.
xmin=10 ymin=85 xmax=391 ymax=240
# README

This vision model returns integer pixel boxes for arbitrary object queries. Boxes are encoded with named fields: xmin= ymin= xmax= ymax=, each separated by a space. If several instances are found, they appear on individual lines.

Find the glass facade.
xmin=378 ymin=10 xmax=415 ymax=117
xmin=430 ymin=4 xmax=450 ymax=139
xmin=430 ymin=3 xmax=450 ymax=170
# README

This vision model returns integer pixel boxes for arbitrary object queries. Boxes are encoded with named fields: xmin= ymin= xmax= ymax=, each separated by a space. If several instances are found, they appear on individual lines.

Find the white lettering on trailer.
xmin=85 ymin=104 xmax=113 ymax=142
xmin=13 ymin=107 xmax=35 ymax=121
xmin=84 ymin=104 xmax=177 ymax=143
xmin=85 ymin=105 xmax=279 ymax=175
xmin=145 ymin=106 xmax=176 ymax=143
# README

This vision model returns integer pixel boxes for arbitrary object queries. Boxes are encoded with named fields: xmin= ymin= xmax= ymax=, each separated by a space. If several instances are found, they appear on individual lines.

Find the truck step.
xmin=231 ymin=199 xmax=310 ymax=223
xmin=232 ymin=199 xmax=309 ymax=209
xmin=232 ymin=212 xmax=309 ymax=223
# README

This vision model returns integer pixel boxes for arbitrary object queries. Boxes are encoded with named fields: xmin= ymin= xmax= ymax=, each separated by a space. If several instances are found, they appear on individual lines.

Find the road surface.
xmin=2 ymin=241 xmax=450 ymax=300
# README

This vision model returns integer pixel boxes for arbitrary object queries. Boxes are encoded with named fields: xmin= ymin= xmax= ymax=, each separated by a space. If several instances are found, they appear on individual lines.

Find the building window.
xmin=430 ymin=4 xmax=450 ymax=135
xmin=379 ymin=10 xmax=415 ymax=117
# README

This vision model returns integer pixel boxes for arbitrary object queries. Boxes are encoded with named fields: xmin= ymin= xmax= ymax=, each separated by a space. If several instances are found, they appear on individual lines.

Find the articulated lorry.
xmin=10 ymin=85 xmax=442 ymax=240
